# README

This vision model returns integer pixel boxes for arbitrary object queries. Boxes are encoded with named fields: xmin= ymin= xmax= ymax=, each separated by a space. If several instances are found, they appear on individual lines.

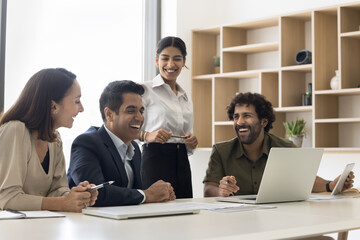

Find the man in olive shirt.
xmin=203 ymin=92 xmax=354 ymax=197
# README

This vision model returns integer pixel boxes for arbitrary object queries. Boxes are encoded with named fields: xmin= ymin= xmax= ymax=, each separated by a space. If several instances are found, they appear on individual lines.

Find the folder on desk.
xmin=82 ymin=202 xmax=201 ymax=220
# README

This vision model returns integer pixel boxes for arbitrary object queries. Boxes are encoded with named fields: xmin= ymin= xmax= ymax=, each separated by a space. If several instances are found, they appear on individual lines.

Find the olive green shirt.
xmin=203 ymin=132 xmax=295 ymax=195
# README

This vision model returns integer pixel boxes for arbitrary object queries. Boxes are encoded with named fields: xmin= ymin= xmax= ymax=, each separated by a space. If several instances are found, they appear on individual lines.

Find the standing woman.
xmin=140 ymin=36 xmax=198 ymax=198
xmin=0 ymin=68 xmax=98 ymax=212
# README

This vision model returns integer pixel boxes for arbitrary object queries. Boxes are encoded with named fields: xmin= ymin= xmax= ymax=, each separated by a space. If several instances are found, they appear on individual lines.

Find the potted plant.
xmin=283 ymin=119 xmax=306 ymax=147
xmin=213 ymin=56 xmax=220 ymax=73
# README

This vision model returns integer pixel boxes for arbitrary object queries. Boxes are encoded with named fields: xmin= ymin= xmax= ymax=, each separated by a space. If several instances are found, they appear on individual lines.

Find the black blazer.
xmin=67 ymin=125 xmax=144 ymax=207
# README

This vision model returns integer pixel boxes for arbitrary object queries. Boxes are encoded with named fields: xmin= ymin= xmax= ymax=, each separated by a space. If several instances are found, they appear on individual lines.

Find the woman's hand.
xmin=62 ymin=181 xmax=97 ymax=212
xmin=184 ymin=134 xmax=198 ymax=149
xmin=146 ymin=129 xmax=172 ymax=144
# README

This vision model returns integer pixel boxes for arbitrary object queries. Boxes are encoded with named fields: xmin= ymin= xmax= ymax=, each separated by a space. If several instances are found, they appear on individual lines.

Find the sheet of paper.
xmin=0 ymin=210 xmax=65 ymax=219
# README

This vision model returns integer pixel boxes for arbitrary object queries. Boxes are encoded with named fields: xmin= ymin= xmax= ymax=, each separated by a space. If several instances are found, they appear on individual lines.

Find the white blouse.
xmin=141 ymin=74 xmax=194 ymax=151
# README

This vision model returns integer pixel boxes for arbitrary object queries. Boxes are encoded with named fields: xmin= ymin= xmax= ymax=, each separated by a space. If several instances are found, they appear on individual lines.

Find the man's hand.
xmin=218 ymin=176 xmax=240 ymax=197
xmin=143 ymin=180 xmax=176 ymax=203
xmin=329 ymin=171 xmax=355 ymax=192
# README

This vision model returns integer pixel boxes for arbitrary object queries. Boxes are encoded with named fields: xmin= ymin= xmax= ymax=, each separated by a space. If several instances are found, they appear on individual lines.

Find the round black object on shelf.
xmin=295 ymin=50 xmax=312 ymax=64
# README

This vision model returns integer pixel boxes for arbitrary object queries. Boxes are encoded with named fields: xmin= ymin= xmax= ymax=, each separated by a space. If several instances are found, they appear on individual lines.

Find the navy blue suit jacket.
xmin=67 ymin=125 xmax=144 ymax=207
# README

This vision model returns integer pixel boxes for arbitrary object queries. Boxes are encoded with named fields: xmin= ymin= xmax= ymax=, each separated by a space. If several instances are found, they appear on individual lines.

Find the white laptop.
xmin=310 ymin=162 xmax=355 ymax=200
xmin=216 ymin=147 xmax=324 ymax=204
xmin=82 ymin=202 xmax=201 ymax=220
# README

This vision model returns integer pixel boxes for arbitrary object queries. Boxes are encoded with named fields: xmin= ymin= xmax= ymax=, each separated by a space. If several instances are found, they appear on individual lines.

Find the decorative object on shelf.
xmin=295 ymin=50 xmax=312 ymax=65
xmin=213 ymin=56 xmax=220 ymax=74
xmin=283 ymin=119 xmax=306 ymax=147
xmin=301 ymin=83 xmax=312 ymax=106
xmin=330 ymin=70 xmax=340 ymax=90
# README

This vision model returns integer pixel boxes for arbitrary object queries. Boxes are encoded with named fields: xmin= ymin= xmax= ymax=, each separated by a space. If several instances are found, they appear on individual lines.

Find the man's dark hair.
xmin=99 ymin=80 xmax=145 ymax=122
xmin=226 ymin=92 xmax=275 ymax=132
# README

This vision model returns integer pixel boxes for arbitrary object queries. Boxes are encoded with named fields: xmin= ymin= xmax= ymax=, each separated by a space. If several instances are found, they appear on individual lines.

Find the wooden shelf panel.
xmin=324 ymin=148 xmax=360 ymax=153
xmin=341 ymin=31 xmax=360 ymax=39
xmin=217 ymin=70 xmax=260 ymax=79
xmin=314 ymin=118 xmax=360 ymax=123
xmin=314 ymin=88 xmax=360 ymax=95
xmin=225 ymin=17 xmax=278 ymax=29
xmin=214 ymin=121 xmax=232 ymax=126
xmin=192 ymin=75 xmax=214 ymax=80
xmin=275 ymin=106 xmax=313 ymax=112
xmin=192 ymin=27 xmax=221 ymax=34
xmin=222 ymin=42 xmax=278 ymax=54
xmin=281 ymin=64 xmax=312 ymax=72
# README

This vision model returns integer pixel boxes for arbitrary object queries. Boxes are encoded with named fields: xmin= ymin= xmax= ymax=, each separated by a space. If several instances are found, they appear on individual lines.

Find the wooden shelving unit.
xmin=192 ymin=2 xmax=360 ymax=152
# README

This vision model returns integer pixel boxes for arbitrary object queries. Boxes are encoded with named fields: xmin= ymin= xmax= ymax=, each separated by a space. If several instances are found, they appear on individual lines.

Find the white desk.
xmin=1 ymin=197 xmax=360 ymax=240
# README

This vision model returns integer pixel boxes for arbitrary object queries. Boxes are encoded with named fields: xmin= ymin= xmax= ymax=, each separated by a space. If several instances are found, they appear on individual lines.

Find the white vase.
xmin=289 ymin=135 xmax=304 ymax=147
xmin=330 ymin=70 xmax=340 ymax=90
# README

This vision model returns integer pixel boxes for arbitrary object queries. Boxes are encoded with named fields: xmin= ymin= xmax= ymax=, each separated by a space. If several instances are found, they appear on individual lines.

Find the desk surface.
xmin=1 ymin=197 xmax=360 ymax=240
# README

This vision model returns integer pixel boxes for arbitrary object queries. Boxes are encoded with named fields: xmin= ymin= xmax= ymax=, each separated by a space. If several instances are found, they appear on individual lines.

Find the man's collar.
xmin=103 ymin=124 xmax=134 ymax=153
xmin=236 ymin=132 xmax=271 ymax=159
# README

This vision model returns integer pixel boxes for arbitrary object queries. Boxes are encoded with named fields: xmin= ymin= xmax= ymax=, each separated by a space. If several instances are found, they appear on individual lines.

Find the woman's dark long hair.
xmin=0 ymin=68 xmax=76 ymax=142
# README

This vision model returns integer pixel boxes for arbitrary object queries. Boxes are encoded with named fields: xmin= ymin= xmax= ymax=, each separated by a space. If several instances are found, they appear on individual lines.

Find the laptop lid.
xmin=217 ymin=147 xmax=324 ymax=204
xmin=82 ymin=202 xmax=201 ymax=220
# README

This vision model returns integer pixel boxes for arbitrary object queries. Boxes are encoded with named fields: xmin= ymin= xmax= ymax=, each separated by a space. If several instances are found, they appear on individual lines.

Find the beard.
xmin=235 ymin=120 xmax=263 ymax=145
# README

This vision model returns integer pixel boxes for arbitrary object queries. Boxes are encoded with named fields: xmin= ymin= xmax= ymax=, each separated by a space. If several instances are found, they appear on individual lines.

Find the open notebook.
xmin=216 ymin=148 xmax=324 ymax=204
xmin=82 ymin=202 xmax=201 ymax=220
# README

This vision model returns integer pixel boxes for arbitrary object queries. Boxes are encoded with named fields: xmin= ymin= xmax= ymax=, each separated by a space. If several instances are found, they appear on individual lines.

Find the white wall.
xmin=161 ymin=0 xmax=360 ymax=199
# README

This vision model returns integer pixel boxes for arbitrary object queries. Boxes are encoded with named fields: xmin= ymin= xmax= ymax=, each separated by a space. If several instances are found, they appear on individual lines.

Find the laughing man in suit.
xmin=67 ymin=80 xmax=175 ymax=206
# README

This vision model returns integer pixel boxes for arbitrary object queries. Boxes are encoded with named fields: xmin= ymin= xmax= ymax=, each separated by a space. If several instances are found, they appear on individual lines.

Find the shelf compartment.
xmin=281 ymin=71 xmax=312 ymax=107
xmin=260 ymin=72 xmax=279 ymax=108
xmin=281 ymin=14 xmax=312 ymax=67
xmin=214 ymin=78 xmax=240 ymax=122
xmin=192 ymin=28 xmax=220 ymax=76
xmin=340 ymin=4 xmax=360 ymax=34
xmin=315 ymin=122 xmax=360 ymax=148
xmin=313 ymin=11 xmax=338 ymax=91
xmin=192 ymin=79 xmax=212 ymax=148
xmin=214 ymin=125 xmax=236 ymax=144
xmin=314 ymin=94 xmax=360 ymax=119
xmin=222 ymin=51 xmax=278 ymax=73
xmin=341 ymin=37 xmax=360 ymax=89
xmin=223 ymin=17 xmax=278 ymax=48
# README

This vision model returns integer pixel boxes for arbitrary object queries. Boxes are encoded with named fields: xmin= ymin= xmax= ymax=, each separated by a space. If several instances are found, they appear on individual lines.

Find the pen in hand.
xmin=171 ymin=135 xmax=187 ymax=139
xmin=87 ymin=181 xmax=115 ymax=192
xmin=226 ymin=180 xmax=235 ymax=196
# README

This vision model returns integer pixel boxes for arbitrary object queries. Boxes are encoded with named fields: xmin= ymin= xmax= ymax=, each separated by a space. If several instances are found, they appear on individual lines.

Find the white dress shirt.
xmin=104 ymin=126 xmax=145 ymax=202
xmin=141 ymin=74 xmax=194 ymax=154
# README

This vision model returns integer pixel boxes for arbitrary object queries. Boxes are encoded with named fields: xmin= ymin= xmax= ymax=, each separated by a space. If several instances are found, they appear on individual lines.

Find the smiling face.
xmin=156 ymin=46 xmax=185 ymax=83
xmin=51 ymin=79 xmax=84 ymax=129
xmin=233 ymin=104 xmax=268 ymax=145
xmin=105 ymin=92 xmax=144 ymax=146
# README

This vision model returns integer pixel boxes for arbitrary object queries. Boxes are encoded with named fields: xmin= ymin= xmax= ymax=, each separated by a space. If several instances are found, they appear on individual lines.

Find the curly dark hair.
xmin=226 ymin=92 xmax=275 ymax=132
